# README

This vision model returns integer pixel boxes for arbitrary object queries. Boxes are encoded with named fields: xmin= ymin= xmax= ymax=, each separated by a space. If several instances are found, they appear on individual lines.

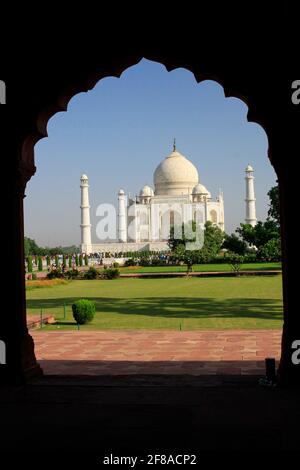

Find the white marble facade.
xmin=81 ymin=145 xmax=226 ymax=254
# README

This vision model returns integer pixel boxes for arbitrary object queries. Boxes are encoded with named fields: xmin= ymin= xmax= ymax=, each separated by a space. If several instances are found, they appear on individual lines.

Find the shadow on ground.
xmin=27 ymin=296 xmax=283 ymax=321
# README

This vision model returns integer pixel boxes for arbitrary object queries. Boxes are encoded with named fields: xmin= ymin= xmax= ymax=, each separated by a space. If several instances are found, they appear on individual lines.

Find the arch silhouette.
xmin=4 ymin=50 xmax=298 ymax=385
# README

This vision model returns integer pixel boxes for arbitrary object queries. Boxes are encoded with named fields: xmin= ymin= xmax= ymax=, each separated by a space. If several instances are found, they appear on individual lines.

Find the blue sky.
xmin=24 ymin=59 xmax=277 ymax=247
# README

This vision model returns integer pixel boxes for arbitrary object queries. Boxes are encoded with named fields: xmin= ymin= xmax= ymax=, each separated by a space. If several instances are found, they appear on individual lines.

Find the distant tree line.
xmin=24 ymin=237 xmax=80 ymax=257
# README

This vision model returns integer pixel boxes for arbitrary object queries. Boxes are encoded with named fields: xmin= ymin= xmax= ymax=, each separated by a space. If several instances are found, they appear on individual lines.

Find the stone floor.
xmin=31 ymin=329 xmax=281 ymax=375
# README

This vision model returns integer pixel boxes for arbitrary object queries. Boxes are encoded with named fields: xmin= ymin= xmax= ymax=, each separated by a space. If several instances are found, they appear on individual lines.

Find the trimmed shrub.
xmin=47 ymin=269 xmax=64 ymax=279
xmin=32 ymin=273 xmax=37 ymax=280
xmin=84 ymin=267 xmax=98 ymax=279
xmin=72 ymin=299 xmax=95 ymax=324
xmin=68 ymin=256 xmax=72 ymax=268
xmin=75 ymin=254 xmax=79 ymax=267
xmin=46 ymin=256 xmax=51 ymax=267
xmin=102 ymin=268 xmax=120 ymax=279
xmin=27 ymin=256 xmax=33 ymax=273
xmin=139 ymin=256 xmax=151 ymax=267
xmin=66 ymin=268 xmax=79 ymax=279
xmin=79 ymin=254 xmax=83 ymax=267
xmin=84 ymin=255 xmax=89 ymax=266
xmin=38 ymin=256 xmax=43 ymax=272
xmin=124 ymin=258 xmax=136 ymax=267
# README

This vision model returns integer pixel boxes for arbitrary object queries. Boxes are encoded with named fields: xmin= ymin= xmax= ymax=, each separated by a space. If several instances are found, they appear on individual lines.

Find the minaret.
xmin=118 ymin=189 xmax=127 ymax=242
xmin=80 ymin=174 xmax=92 ymax=253
xmin=245 ymin=164 xmax=257 ymax=226
xmin=218 ymin=189 xmax=225 ymax=232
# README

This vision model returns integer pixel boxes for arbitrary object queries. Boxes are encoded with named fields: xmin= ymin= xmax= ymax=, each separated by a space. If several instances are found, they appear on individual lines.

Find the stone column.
xmin=1 ymin=159 xmax=42 ymax=383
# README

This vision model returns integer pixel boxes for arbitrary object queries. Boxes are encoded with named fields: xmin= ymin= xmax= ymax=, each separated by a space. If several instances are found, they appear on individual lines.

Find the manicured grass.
xmin=119 ymin=262 xmax=281 ymax=274
xmin=26 ymin=276 xmax=283 ymax=330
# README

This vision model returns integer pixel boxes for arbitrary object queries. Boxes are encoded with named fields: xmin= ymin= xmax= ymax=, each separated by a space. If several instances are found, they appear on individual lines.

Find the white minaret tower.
xmin=245 ymin=164 xmax=257 ymax=226
xmin=118 ymin=189 xmax=127 ymax=242
xmin=80 ymin=174 xmax=92 ymax=253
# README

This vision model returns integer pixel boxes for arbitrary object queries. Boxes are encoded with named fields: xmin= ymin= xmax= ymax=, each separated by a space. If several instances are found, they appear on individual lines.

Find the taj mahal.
xmin=80 ymin=143 xmax=257 ymax=254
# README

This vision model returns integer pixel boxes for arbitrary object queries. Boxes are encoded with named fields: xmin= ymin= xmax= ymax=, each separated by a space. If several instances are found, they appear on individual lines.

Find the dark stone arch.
xmin=2 ymin=47 xmax=299 ymax=385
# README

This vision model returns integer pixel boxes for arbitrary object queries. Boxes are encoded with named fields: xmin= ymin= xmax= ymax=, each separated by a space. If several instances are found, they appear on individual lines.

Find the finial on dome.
xmin=173 ymin=138 xmax=176 ymax=152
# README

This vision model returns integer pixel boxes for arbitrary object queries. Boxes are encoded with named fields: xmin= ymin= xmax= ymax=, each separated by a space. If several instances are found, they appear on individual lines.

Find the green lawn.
xmin=119 ymin=262 xmax=281 ymax=273
xmin=26 ymin=276 xmax=283 ymax=330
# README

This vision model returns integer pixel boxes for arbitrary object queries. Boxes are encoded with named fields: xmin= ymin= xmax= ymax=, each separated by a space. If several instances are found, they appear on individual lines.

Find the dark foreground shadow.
xmin=0 ymin=370 xmax=299 ymax=456
xmin=36 ymin=359 xmax=270 ymax=376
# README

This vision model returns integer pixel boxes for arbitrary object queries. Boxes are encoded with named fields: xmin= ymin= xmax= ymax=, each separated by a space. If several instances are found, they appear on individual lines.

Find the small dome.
xmin=139 ymin=185 xmax=154 ymax=197
xmin=80 ymin=174 xmax=88 ymax=180
xmin=154 ymin=149 xmax=199 ymax=196
xmin=245 ymin=164 xmax=254 ymax=172
xmin=192 ymin=183 xmax=211 ymax=198
xmin=118 ymin=189 xmax=125 ymax=195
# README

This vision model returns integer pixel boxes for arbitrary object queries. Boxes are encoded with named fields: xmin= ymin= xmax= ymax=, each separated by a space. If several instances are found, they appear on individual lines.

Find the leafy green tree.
xmin=258 ymin=238 xmax=281 ymax=261
xmin=267 ymin=185 xmax=280 ymax=225
xmin=46 ymin=256 xmax=51 ymax=267
xmin=237 ymin=220 xmax=279 ymax=249
xmin=79 ymin=254 xmax=83 ymax=267
xmin=227 ymin=253 xmax=244 ymax=273
xmin=69 ymin=256 xmax=72 ymax=268
xmin=24 ymin=237 xmax=42 ymax=256
xmin=75 ymin=254 xmax=79 ymax=267
xmin=222 ymin=233 xmax=247 ymax=255
xmin=55 ymin=255 xmax=59 ymax=268
xmin=201 ymin=221 xmax=224 ymax=259
xmin=84 ymin=254 xmax=89 ymax=266
xmin=168 ymin=223 xmax=187 ymax=252
xmin=24 ymin=238 xmax=80 ymax=257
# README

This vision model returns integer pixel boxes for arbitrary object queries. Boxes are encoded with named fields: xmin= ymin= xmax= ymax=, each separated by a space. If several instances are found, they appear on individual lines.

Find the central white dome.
xmin=154 ymin=149 xmax=199 ymax=196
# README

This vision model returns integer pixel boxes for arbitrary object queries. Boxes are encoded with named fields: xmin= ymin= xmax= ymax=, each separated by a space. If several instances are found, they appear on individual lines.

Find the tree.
xmin=69 ymin=256 xmax=72 ymax=269
xmin=168 ymin=222 xmax=195 ymax=252
xmin=38 ymin=256 xmax=43 ymax=272
xmin=236 ymin=220 xmax=279 ymax=249
xmin=267 ymin=185 xmax=280 ymax=225
xmin=258 ymin=238 xmax=281 ymax=261
xmin=27 ymin=256 xmax=33 ymax=273
xmin=222 ymin=233 xmax=247 ymax=255
xmin=24 ymin=238 xmax=80 ymax=257
xmin=79 ymin=254 xmax=83 ymax=267
xmin=24 ymin=237 xmax=43 ymax=256
xmin=227 ymin=253 xmax=244 ymax=274
xmin=200 ymin=221 xmax=224 ymax=260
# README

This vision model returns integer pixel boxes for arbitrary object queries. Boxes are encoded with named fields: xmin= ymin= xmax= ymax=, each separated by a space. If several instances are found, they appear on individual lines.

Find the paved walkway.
xmin=31 ymin=330 xmax=281 ymax=375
